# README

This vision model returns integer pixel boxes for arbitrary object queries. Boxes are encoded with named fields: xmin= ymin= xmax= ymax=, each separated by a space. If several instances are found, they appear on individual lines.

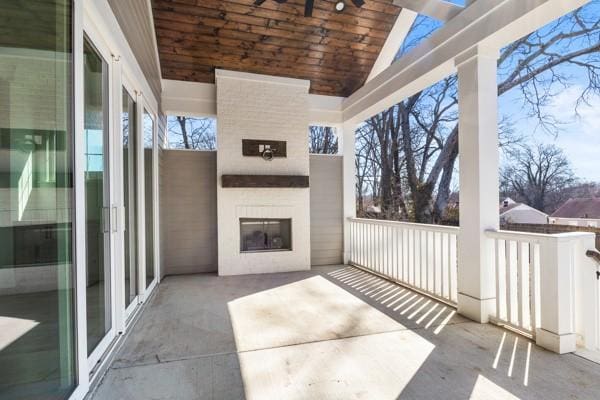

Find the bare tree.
xmin=309 ymin=126 xmax=338 ymax=154
xmin=358 ymin=2 xmax=600 ymax=223
xmin=168 ymin=116 xmax=216 ymax=150
xmin=501 ymin=144 xmax=576 ymax=212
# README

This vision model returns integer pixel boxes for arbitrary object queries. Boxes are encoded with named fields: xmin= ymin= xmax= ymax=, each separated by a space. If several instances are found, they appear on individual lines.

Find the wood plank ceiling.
xmin=152 ymin=0 xmax=403 ymax=96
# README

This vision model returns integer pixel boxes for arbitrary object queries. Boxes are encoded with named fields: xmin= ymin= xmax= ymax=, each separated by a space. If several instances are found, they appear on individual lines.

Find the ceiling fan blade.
xmin=254 ymin=0 xmax=267 ymax=5
xmin=304 ymin=0 xmax=314 ymax=17
xmin=350 ymin=0 xmax=365 ymax=7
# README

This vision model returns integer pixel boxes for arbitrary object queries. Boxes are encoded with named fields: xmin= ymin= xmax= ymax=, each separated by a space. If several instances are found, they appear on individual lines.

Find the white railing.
xmin=486 ymin=230 xmax=543 ymax=337
xmin=486 ymin=230 xmax=599 ymax=352
xmin=348 ymin=218 xmax=459 ymax=305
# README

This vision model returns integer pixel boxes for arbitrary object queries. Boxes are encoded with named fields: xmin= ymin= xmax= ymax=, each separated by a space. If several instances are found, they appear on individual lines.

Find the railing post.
xmin=455 ymin=46 xmax=499 ymax=323
xmin=341 ymin=121 xmax=357 ymax=264
xmin=537 ymin=233 xmax=596 ymax=354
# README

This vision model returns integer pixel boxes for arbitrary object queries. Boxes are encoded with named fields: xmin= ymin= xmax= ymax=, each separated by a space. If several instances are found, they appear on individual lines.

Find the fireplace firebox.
xmin=240 ymin=218 xmax=292 ymax=253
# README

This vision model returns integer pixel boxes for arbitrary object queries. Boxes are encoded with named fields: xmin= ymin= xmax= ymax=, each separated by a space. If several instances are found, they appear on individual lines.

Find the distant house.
xmin=549 ymin=198 xmax=600 ymax=227
xmin=499 ymin=198 xmax=548 ymax=225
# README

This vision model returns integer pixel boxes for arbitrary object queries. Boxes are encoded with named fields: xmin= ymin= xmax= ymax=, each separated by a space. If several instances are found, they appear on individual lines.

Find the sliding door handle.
xmin=112 ymin=206 xmax=118 ymax=233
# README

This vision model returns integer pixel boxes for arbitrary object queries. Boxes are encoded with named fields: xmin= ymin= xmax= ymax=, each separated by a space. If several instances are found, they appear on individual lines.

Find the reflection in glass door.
xmin=83 ymin=39 xmax=112 ymax=356
xmin=0 ymin=1 xmax=76 ymax=399
xmin=122 ymin=89 xmax=138 ymax=312
xmin=143 ymin=111 xmax=155 ymax=289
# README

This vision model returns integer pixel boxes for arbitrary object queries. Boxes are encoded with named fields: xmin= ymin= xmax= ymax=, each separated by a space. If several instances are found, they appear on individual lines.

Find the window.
xmin=309 ymin=126 xmax=338 ymax=154
xmin=167 ymin=115 xmax=216 ymax=150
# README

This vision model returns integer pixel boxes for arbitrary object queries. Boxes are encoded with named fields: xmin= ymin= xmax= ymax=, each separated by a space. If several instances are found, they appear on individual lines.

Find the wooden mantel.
xmin=221 ymin=175 xmax=309 ymax=188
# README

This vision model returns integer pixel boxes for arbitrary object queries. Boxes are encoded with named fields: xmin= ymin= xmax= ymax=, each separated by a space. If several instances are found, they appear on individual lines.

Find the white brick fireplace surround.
xmin=216 ymin=70 xmax=311 ymax=275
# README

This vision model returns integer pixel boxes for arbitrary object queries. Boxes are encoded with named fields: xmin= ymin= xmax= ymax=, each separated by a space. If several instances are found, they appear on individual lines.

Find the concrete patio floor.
xmin=90 ymin=266 xmax=600 ymax=400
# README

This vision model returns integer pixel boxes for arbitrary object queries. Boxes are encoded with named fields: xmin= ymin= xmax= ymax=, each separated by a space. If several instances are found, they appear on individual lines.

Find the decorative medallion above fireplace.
xmin=240 ymin=218 xmax=292 ymax=253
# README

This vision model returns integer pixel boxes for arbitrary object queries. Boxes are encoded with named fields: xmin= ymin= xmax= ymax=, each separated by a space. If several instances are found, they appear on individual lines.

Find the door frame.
xmin=139 ymin=100 xmax=160 ymax=299
xmin=81 ymin=25 xmax=118 ymax=372
xmin=120 ymin=75 xmax=142 ymax=323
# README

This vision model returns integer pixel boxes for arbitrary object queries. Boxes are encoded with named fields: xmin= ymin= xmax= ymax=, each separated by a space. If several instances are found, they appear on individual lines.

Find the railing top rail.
xmin=486 ymin=229 xmax=595 ymax=242
xmin=349 ymin=217 xmax=459 ymax=234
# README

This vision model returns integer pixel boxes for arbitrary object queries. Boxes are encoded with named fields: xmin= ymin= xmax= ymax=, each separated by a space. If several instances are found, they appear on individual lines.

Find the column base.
xmin=457 ymin=293 xmax=495 ymax=323
xmin=535 ymin=328 xmax=576 ymax=354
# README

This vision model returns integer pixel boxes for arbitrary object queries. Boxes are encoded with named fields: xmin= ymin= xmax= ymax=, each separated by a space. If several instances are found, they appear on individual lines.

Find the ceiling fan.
xmin=253 ymin=0 xmax=366 ymax=17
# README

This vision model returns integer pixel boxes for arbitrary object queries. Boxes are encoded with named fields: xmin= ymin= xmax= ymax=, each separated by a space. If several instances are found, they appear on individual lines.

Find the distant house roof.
xmin=499 ymin=198 xmax=547 ymax=217
xmin=500 ymin=203 xmax=521 ymax=214
xmin=551 ymin=198 xmax=600 ymax=219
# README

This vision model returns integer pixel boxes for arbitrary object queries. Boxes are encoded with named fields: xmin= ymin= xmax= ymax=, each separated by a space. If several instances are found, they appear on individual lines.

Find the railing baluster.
xmin=495 ymin=238 xmax=501 ymax=321
xmin=530 ymin=243 xmax=539 ymax=333
xmin=505 ymin=240 xmax=513 ymax=325
xmin=517 ymin=241 xmax=524 ymax=328
xmin=346 ymin=218 xmax=459 ymax=305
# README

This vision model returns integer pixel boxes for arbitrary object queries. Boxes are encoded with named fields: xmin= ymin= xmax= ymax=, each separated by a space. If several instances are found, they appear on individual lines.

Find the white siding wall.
xmin=310 ymin=155 xmax=343 ymax=265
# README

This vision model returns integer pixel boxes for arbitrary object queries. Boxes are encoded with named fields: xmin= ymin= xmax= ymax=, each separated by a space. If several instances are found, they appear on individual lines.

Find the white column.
xmin=456 ymin=46 xmax=499 ymax=323
xmin=341 ymin=121 xmax=358 ymax=264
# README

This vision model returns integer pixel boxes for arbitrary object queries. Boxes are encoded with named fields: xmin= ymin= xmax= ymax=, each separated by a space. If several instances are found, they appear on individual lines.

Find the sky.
xmin=400 ymin=3 xmax=600 ymax=183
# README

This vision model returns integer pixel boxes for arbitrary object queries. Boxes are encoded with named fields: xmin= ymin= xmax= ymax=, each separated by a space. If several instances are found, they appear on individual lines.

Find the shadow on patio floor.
xmin=90 ymin=266 xmax=600 ymax=400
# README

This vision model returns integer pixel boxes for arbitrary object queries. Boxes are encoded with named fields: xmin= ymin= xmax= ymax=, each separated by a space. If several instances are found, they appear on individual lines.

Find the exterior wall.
xmin=158 ymin=114 xmax=168 ymax=278
xmin=502 ymin=222 xmax=600 ymax=250
xmin=108 ymin=0 xmax=161 ymax=101
xmin=500 ymin=208 xmax=548 ymax=225
xmin=549 ymin=217 xmax=600 ymax=227
xmin=310 ymin=155 xmax=343 ymax=265
xmin=216 ymin=71 xmax=311 ymax=275
xmin=159 ymin=151 xmax=342 ymax=274
xmin=161 ymin=150 xmax=217 ymax=275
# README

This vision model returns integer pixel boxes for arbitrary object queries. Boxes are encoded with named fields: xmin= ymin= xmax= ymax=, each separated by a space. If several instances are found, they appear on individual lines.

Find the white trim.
xmin=81 ymin=28 xmax=118 ymax=373
xmin=393 ymin=0 xmax=464 ymax=22
xmin=308 ymin=94 xmax=345 ymax=125
xmin=162 ymin=79 xmax=344 ymax=125
xmin=111 ymin=55 xmax=127 ymax=335
xmin=73 ymin=1 xmax=89 ymax=397
xmin=343 ymin=0 xmax=589 ymax=123
xmin=215 ymin=69 xmax=310 ymax=89
xmin=367 ymin=9 xmax=417 ymax=82
xmin=341 ymin=121 xmax=358 ymax=263
xmin=145 ymin=0 xmax=163 ymax=93
xmin=120 ymin=70 xmax=142 ymax=324
xmin=84 ymin=0 xmax=159 ymax=113
xmin=136 ymin=94 xmax=146 ymax=305
xmin=162 ymin=80 xmax=217 ymax=117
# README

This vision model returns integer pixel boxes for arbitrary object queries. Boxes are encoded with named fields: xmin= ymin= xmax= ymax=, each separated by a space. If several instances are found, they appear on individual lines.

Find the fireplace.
xmin=240 ymin=218 xmax=292 ymax=253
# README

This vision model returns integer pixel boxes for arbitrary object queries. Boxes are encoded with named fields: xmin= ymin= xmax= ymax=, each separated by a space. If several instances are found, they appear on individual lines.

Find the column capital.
xmin=455 ymin=45 xmax=499 ymax=68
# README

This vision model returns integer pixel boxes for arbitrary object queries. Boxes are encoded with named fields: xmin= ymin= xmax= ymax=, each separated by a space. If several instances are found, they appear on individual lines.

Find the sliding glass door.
xmin=0 ymin=1 xmax=76 ymax=399
xmin=122 ymin=88 xmax=139 ymax=316
xmin=83 ymin=38 xmax=114 ymax=364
